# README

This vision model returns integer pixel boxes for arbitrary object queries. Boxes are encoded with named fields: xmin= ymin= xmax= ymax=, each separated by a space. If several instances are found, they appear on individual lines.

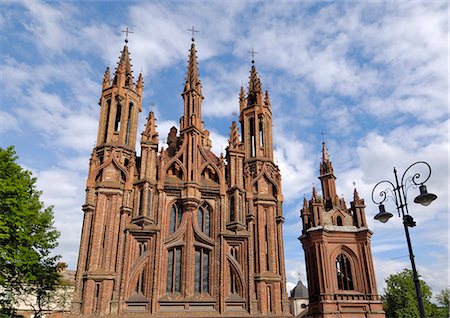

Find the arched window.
xmin=114 ymin=103 xmax=122 ymax=132
xmin=138 ymin=188 xmax=144 ymax=215
xmin=336 ymin=253 xmax=354 ymax=290
xmin=104 ymin=99 xmax=111 ymax=143
xmin=169 ymin=203 xmax=182 ymax=234
xmin=336 ymin=215 xmax=343 ymax=226
xmin=166 ymin=247 xmax=182 ymax=293
xmin=198 ymin=204 xmax=211 ymax=236
xmin=126 ymin=103 xmax=133 ymax=144
xmin=146 ymin=190 xmax=152 ymax=217
xmin=229 ymin=196 xmax=235 ymax=222
xmin=249 ymin=118 xmax=256 ymax=157
xmin=194 ymin=248 xmax=210 ymax=294
xmin=259 ymin=118 xmax=264 ymax=147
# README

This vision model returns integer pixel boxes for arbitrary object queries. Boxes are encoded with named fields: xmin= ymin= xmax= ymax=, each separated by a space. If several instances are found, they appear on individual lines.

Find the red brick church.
xmin=70 ymin=36 xmax=384 ymax=318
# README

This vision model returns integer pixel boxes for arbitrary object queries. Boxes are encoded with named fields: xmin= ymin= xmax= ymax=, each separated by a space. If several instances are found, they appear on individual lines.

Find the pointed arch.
xmin=199 ymin=159 xmax=223 ymax=186
xmin=200 ymin=164 xmax=219 ymax=184
xmin=164 ymin=158 xmax=186 ymax=181
xmin=330 ymin=245 xmax=359 ymax=291
xmin=227 ymin=256 xmax=244 ymax=298
xmin=332 ymin=210 xmax=348 ymax=226
xmin=168 ymin=202 xmax=183 ymax=235
xmin=250 ymin=165 xmax=280 ymax=197
xmin=93 ymin=150 xmax=129 ymax=183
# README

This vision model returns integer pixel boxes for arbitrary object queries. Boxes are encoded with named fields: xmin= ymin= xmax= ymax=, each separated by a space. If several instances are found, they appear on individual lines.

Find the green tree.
xmin=436 ymin=288 xmax=450 ymax=317
xmin=382 ymin=268 xmax=440 ymax=318
xmin=0 ymin=146 xmax=60 ymax=317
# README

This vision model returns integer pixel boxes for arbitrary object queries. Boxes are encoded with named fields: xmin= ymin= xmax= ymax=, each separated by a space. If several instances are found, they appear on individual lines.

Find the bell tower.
xmin=239 ymin=62 xmax=291 ymax=315
xmin=71 ymin=39 xmax=143 ymax=315
xmin=299 ymin=143 xmax=385 ymax=318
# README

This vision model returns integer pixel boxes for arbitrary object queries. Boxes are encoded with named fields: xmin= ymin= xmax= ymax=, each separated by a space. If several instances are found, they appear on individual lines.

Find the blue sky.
xmin=1 ymin=0 xmax=448 ymax=295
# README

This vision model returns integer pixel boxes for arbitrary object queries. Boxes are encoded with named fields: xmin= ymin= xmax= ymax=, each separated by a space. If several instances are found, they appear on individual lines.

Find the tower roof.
xmin=184 ymin=40 xmax=202 ymax=94
xmin=113 ymin=44 xmax=134 ymax=87
xmin=290 ymin=280 xmax=309 ymax=299
xmin=248 ymin=64 xmax=262 ymax=94
xmin=320 ymin=142 xmax=334 ymax=175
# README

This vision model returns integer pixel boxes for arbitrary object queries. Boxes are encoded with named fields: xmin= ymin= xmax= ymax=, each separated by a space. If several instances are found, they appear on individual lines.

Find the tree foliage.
xmin=382 ymin=268 xmax=442 ymax=318
xmin=0 ymin=146 xmax=60 ymax=317
xmin=436 ymin=288 xmax=450 ymax=318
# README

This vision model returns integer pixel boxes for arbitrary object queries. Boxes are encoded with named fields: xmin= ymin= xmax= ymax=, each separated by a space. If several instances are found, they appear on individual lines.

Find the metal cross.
xmin=187 ymin=26 xmax=199 ymax=41
xmin=248 ymin=48 xmax=258 ymax=64
xmin=121 ymin=27 xmax=134 ymax=43
xmin=320 ymin=130 xmax=326 ymax=143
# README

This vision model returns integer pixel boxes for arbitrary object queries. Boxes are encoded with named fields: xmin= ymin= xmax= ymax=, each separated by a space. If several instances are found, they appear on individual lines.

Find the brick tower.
xmin=299 ymin=143 xmax=385 ymax=318
xmin=71 ymin=38 xmax=291 ymax=317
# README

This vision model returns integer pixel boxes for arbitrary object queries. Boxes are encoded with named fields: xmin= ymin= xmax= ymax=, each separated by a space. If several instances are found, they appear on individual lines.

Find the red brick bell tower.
xmin=299 ymin=143 xmax=385 ymax=318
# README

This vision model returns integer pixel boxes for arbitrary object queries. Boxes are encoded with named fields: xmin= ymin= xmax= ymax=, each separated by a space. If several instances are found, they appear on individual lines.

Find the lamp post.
xmin=371 ymin=161 xmax=437 ymax=318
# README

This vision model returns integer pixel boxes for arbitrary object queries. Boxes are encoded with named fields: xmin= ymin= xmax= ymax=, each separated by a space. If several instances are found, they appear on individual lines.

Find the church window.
xmin=198 ymin=204 xmax=211 ymax=236
xmin=336 ymin=215 xmax=343 ymax=226
xmin=146 ymin=189 xmax=152 ymax=217
xmin=138 ymin=188 xmax=144 ymax=215
xmin=229 ymin=196 xmax=235 ymax=222
xmin=336 ymin=253 xmax=354 ymax=290
xmin=126 ymin=103 xmax=133 ymax=144
xmin=259 ymin=118 xmax=264 ymax=147
xmin=194 ymin=248 xmax=210 ymax=294
xmin=250 ymin=118 xmax=256 ymax=157
xmin=166 ymin=247 xmax=182 ymax=293
xmin=114 ymin=103 xmax=122 ymax=132
xmin=104 ymin=99 xmax=111 ymax=143
xmin=169 ymin=203 xmax=182 ymax=234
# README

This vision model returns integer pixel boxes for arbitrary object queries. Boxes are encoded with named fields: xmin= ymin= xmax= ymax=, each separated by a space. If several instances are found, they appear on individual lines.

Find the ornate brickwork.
xmin=71 ymin=39 xmax=291 ymax=317
xmin=299 ymin=143 xmax=385 ymax=318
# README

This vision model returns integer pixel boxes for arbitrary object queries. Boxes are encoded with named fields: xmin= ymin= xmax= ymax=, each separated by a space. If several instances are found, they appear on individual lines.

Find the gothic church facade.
xmin=71 ymin=39 xmax=291 ymax=317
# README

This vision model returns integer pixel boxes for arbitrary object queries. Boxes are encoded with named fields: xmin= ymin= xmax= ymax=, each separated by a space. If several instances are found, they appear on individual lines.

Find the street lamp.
xmin=371 ymin=161 xmax=437 ymax=318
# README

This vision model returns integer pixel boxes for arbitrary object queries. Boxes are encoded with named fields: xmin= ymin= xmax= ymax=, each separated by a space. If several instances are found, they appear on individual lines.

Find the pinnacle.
xmin=185 ymin=41 xmax=201 ymax=92
xmin=322 ymin=142 xmax=329 ymax=162
xmin=113 ymin=44 xmax=134 ymax=86
xmin=248 ymin=64 xmax=262 ymax=93
xmin=228 ymin=121 xmax=240 ymax=147
xmin=142 ymin=111 xmax=158 ymax=143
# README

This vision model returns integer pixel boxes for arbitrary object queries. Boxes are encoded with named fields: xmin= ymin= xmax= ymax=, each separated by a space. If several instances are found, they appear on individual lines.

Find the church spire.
xmin=180 ymin=38 xmax=204 ymax=131
xmin=112 ymin=43 xmax=134 ymax=87
xmin=184 ymin=40 xmax=201 ymax=94
xmin=247 ymin=65 xmax=263 ymax=107
xmin=318 ymin=142 xmax=337 ymax=209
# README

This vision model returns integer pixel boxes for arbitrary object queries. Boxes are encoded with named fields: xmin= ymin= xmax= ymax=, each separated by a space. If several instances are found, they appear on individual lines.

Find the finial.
xmin=188 ymin=26 xmax=199 ymax=42
xmin=248 ymin=48 xmax=258 ymax=64
xmin=320 ymin=130 xmax=326 ymax=143
xmin=121 ymin=27 xmax=134 ymax=44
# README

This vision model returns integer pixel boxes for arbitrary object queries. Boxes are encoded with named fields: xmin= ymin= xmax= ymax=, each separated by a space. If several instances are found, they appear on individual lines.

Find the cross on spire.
xmin=187 ymin=26 xmax=199 ymax=41
xmin=248 ymin=48 xmax=258 ymax=64
xmin=121 ymin=27 xmax=134 ymax=43
xmin=320 ymin=130 xmax=326 ymax=143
